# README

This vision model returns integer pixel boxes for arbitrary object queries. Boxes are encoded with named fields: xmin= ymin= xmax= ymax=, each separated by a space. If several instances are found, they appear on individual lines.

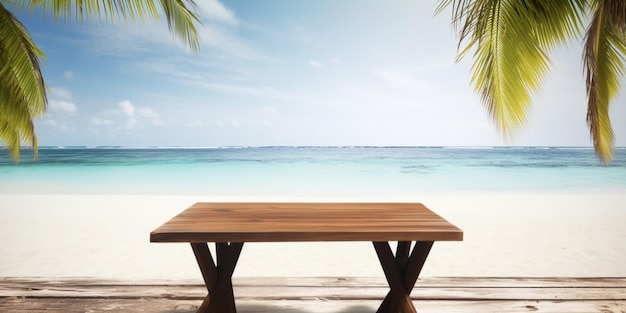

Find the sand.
xmin=1 ymin=193 xmax=625 ymax=280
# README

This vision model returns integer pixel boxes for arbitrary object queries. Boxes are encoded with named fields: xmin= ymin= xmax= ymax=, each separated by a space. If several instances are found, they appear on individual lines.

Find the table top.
xmin=150 ymin=202 xmax=463 ymax=243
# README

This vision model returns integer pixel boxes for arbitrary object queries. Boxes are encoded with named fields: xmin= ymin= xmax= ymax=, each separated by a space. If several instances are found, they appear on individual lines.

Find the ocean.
xmin=1 ymin=146 xmax=625 ymax=196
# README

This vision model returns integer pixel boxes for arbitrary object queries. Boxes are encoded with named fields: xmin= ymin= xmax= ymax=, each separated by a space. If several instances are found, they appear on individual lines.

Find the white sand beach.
xmin=1 ymin=193 xmax=625 ymax=280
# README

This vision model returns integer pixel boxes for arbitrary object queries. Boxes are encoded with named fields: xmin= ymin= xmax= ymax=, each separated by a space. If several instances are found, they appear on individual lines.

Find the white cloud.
xmin=116 ymin=100 xmax=163 ymax=128
xmin=91 ymin=117 xmax=114 ymax=126
xmin=135 ymin=107 xmax=159 ymax=119
xmin=63 ymin=71 xmax=75 ymax=80
xmin=309 ymin=59 xmax=323 ymax=68
xmin=374 ymin=61 xmax=456 ymax=91
xmin=49 ymin=100 xmax=78 ymax=113
xmin=188 ymin=81 xmax=311 ymax=103
xmin=258 ymin=106 xmax=278 ymax=115
xmin=41 ymin=119 xmax=70 ymax=131
xmin=198 ymin=25 xmax=262 ymax=60
xmin=185 ymin=120 xmax=204 ymax=128
xmin=150 ymin=118 xmax=165 ymax=126
xmin=49 ymin=87 xmax=72 ymax=100
xmin=196 ymin=0 xmax=239 ymax=26
xmin=374 ymin=66 xmax=432 ymax=90
xmin=118 ymin=100 xmax=135 ymax=117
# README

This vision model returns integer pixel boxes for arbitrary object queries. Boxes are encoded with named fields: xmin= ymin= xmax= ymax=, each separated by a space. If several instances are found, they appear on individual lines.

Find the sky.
xmin=13 ymin=0 xmax=626 ymax=147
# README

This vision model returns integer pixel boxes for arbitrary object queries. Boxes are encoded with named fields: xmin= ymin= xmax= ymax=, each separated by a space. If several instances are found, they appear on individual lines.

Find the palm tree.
xmin=436 ymin=0 xmax=625 ymax=164
xmin=0 ymin=0 xmax=200 ymax=162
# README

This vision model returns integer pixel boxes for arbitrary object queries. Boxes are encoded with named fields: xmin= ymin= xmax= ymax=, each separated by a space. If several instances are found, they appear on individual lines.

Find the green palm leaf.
xmin=584 ymin=0 xmax=626 ymax=164
xmin=438 ymin=0 xmax=626 ymax=164
xmin=158 ymin=0 xmax=201 ymax=52
xmin=20 ymin=0 xmax=200 ymax=52
xmin=0 ymin=2 xmax=46 ymax=161
xmin=438 ymin=0 xmax=584 ymax=138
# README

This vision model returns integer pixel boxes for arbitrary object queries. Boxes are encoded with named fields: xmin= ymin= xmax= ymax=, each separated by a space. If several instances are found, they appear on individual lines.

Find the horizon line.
xmin=23 ymin=145 xmax=622 ymax=150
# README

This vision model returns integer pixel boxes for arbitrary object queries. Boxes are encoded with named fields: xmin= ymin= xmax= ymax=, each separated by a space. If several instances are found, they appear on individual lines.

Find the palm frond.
xmin=437 ymin=0 xmax=585 ymax=139
xmin=0 ymin=114 xmax=37 ymax=161
xmin=0 ymin=119 xmax=22 ymax=161
xmin=584 ymin=0 xmax=626 ymax=164
xmin=17 ymin=0 xmax=200 ymax=52
xmin=0 ymin=2 xmax=46 ymax=162
xmin=20 ymin=0 xmax=158 ymax=22
xmin=158 ymin=0 xmax=200 ymax=52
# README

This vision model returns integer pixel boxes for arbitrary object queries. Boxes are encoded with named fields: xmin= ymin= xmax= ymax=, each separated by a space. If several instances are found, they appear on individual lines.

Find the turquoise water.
xmin=1 ymin=146 xmax=625 ymax=196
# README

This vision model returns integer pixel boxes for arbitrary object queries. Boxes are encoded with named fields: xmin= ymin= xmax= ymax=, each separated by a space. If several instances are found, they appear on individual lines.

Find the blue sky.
xmin=14 ymin=0 xmax=626 ymax=147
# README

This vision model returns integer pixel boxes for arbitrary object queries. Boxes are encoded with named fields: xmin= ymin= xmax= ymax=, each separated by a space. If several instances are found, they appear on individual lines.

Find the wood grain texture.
xmin=3 ymin=298 xmax=625 ymax=313
xmin=150 ymin=203 xmax=463 ymax=243
xmin=1 ymin=277 xmax=624 ymax=313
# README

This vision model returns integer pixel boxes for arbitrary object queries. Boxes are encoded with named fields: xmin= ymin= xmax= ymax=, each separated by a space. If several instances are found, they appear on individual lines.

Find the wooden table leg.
xmin=191 ymin=242 xmax=244 ymax=313
xmin=373 ymin=241 xmax=434 ymax=313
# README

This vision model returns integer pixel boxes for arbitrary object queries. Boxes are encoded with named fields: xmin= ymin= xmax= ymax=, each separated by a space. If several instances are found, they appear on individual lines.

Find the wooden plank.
xmin=4 ymin=277 xmax=626 ymax=288
xmin=1 ymin=278 xmax=624 ymax=301
xmin=1 ymin=277 xmax=624 ymax=312
xmin=150 ymin=203 xmax=463 ymax=242
xmin=1 ymin=298 xmax=624 ymax=313
xmin=3 ymin=285 xmax=620 ymax=301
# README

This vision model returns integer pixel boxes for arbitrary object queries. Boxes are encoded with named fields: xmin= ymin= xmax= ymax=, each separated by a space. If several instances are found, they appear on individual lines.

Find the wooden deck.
xmin=1 ymin=277 xmax=624 ymax=312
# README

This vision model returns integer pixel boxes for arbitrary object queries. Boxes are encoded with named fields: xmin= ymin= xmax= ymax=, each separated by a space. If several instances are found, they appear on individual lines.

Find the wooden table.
xmin=150 ymin=203 xmax=463 ymax=313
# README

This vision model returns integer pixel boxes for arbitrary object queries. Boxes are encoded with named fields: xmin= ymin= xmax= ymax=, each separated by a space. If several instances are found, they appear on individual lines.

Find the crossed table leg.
xmin=190 ymin=242 xmax=244 ymax=313
xmin=190 ymin=241 xmax=432 ymax=313
xmin=373 ymin=241 xmax=434 ymax=313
